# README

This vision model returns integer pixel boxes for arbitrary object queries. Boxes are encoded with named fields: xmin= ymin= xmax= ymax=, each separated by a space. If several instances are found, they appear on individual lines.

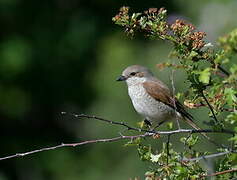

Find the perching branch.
xmin=0 ymin=113 xmax=235 ymax=161
xmin=69 ymin=113 xmax=234 ymax=150
xmin=64 ymin=113 xmax=235 ymax=135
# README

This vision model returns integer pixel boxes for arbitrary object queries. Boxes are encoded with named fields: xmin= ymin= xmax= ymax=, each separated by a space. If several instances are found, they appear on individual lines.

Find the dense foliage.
xmin=113 ymin=7 xmax=237 ymax=179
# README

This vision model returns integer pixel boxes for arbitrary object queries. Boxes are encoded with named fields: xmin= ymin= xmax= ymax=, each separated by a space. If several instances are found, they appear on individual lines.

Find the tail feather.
xmin=183 ymin=117 xmax=210 ymax=140
xmin=174 ymin=100 xmax=219 ymax=146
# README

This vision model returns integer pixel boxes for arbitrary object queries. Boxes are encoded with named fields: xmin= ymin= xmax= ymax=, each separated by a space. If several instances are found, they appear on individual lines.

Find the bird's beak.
xmin=116 ymin=75 xmax=127 ymax=81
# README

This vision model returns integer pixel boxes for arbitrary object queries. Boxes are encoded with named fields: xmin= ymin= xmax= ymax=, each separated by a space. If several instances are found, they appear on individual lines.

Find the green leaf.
xmin=166 ymin=122 xmax=173 ymax=130
xmin=224 ymin=88 xmax=237 ymax=106
xmin=138 ymin=145 xmax=152 ymax=161
xmin=225 ymin=111 xmax=237 ymax=124
xmin=124 ymin=137 xmax=141 ymax=146
xmin=188 ymin=51 xmax=198 ymax=59
xmin=230 ymin=64 xmax=237 ymax=74
xmin=131 ymin=13 xmax=141 ymax=20
xmin=198 ymin=68 xmax=211 ymax=84
xmin=180 ymin=135 xmax=199 ymax=148
xmin=229 ymin=135 xmax=237 ymax=142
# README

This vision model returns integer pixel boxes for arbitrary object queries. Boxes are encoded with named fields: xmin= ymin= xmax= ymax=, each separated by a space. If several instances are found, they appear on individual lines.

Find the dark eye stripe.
xmin=130 ymin=72 xmax=136 ymax=76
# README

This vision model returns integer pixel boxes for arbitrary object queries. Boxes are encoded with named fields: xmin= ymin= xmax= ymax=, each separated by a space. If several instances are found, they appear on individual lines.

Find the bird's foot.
xmin=144 ymin=119 xmax=152 ymax=127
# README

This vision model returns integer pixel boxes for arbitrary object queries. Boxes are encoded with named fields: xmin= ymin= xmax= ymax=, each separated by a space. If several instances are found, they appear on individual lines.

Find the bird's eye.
xmin=130 ymin=72 xmax=136 ymax=76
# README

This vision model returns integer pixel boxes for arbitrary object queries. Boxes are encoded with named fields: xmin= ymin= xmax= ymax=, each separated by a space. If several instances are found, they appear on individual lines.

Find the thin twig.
xmin=158 ymin=129 xmax=234 ymax=135
xmin=62 ymin=112 xmax=155 ymax=134
xmin=213 ymin=70 xmax=227 ymax=78
xmin=201 ymin=168 xmax=237 ymax=178
xmin=200 ymin=90 xmax=219 ymax=123
xmin=0 ymin=133 xmax=152 ymax=161
xmin=182 ymin=151 xmax=233 ymax=162
xmin=184 ymin=103 xmax=235 ymax=112
xmin=166 ymin=134 xmax=171 ymax=165
xmin=170 ymin=69 xmax=180 ymax=129
xmin=218 ymin=65 xmax=230 ymax=77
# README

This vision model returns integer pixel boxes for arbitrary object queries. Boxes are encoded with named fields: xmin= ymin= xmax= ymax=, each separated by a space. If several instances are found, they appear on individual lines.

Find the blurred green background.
xmin=0 ymin=0 xmax=237 ymax=179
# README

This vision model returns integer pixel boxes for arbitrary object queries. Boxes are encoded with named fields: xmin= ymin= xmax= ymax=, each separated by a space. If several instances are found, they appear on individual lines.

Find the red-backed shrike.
xmin=117 ymin=65 xmax=200 ymax=130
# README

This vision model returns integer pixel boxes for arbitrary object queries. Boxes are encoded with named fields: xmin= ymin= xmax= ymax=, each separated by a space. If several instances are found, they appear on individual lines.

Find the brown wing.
xmin=143 ymin=81 xmax=193 ymax=121
xmin=143 ymin=81 xmax=213 ymax=140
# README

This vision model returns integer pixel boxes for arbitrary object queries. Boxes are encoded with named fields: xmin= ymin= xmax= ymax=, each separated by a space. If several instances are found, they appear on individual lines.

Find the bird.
xmin=116 ymin=65 xmax=201 ymax=131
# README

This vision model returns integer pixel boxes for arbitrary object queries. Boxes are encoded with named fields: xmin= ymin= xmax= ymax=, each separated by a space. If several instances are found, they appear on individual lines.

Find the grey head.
xmin=116 ymin=65 xmax=154 ymax=85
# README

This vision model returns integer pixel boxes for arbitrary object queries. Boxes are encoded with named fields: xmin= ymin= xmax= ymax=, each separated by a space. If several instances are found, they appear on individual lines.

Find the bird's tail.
xmin=175 ymin=102 xmax=219 ymax=146
xmin=183 ymin=117 xmax=210 ymax=140
xmin=184 ymin=117 xmax=223 ymax=148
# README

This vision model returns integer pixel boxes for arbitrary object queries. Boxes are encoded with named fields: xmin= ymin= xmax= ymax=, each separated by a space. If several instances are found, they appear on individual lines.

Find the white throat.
xmin=125 ymin=77 xmax=146 ymax=87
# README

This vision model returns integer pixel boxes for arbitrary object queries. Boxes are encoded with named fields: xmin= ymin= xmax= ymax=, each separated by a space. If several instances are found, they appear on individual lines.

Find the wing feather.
xmin=143 ymin=81 xmax=210 ymax=140
xmin=143 ymin=81 xmax=193 ymax=121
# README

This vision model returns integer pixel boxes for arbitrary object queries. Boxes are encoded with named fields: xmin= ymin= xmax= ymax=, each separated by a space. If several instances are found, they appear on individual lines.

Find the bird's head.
xmin=116 ymin=65 xmax=154 ymax=86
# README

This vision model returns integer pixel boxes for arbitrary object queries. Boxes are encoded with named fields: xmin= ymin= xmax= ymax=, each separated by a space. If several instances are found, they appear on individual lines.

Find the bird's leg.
xmin=142 ymin=119 xmax=154 ymax=137
xmin=150 ymin=120 xmax=165 ymax=139
xmin=144 ymin=119 xmax=152 ymax=127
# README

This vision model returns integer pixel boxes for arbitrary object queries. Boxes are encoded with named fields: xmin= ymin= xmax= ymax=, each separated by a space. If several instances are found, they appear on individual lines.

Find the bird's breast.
xmin=128 ymin=84 xmax=174 ymax=123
